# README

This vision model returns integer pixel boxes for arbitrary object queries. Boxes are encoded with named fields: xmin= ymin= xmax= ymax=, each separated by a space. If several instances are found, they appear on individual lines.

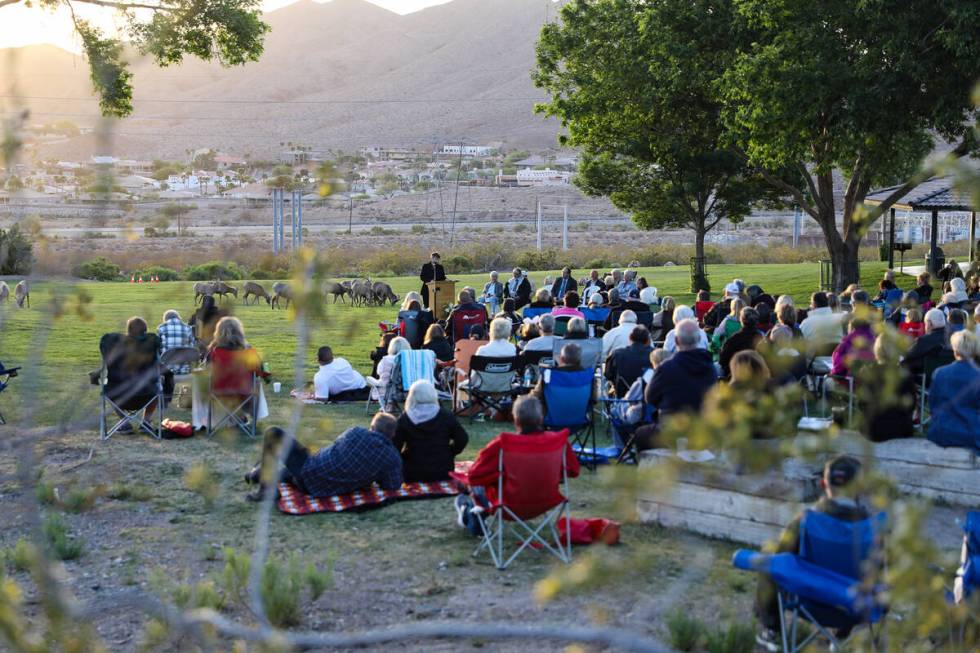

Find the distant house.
xmin=441 ymin=145 xmax=494 ymax=157
xmin=516 ymin=168 xmax=572 ymax=187
xmin=514 ymin=156 xmax=548 ymax=170
xmin=214 ymin=154 xmax=248 ymax=169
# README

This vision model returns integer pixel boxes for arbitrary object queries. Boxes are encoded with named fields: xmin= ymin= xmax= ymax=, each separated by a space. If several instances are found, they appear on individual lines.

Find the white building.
xmin=441 ymin=145 xmax=494 ymax=157
xmin=516 ymin=168 xmax=572 ymax=187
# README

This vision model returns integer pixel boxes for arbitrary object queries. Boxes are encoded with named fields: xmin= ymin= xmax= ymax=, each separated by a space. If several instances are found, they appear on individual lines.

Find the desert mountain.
xmin=0 ymin=0 xmax=564 ymax=159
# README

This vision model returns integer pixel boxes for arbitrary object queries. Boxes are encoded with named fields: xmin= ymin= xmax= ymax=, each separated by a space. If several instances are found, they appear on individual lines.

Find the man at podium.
xmin=419 ymin=252 xmax=446 ymax=308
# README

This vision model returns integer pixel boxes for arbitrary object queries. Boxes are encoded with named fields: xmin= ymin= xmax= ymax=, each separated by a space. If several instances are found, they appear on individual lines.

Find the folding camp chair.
xmin=953 ymin=511 xmax=979 ymax=605
xmin=456 ymin=355 xmax=521 ymax=419
xmin=98 ymin=335 xmax=163 ymax=441
xmin=599 ymin=376 xmax=653 ymax=464
xmin=553 ymin=315 xmax=572 ymax=337
xmin=542 ymin=367 xmax=597 ymax=469
xmin=518 ymin=349 xmax=554 ymax=386
xmin=732 ymin=510 xmax=888 ymax=653
xmin=381 ymin=349 xmax=437 ymax=414
xmin=551 ymin=337 xmax=603 ymax=371
xmin=521 ymin=306 xmax=552 ymax=321
xmin=207 ymin=347 xmax=260 ymax=437
xmin=0 ymin=362 xmax=21 ymax=425
xmin=450 ymin=306 xmax=488 ymax=343
xmin=469 ymin=430 xmax=573 ymax=570
xmin=917 ymin=349 xmax=956 ymax=434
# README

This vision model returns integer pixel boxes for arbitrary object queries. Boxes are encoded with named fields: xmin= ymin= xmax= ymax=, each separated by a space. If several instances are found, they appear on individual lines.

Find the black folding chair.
xmin=458 ymin=356 xmax=522 ymax=419
xmin=518 ymin=349 xmax=555 ymax=386
xmin=98 ymin=335 xmax=163 ymax=441
xmin=0 ymin=362 xmax=21 ymax=425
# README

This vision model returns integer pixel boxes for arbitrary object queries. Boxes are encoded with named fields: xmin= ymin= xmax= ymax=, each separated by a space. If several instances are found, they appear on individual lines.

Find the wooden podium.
xmin=427 ymin=280 xmax=456 ymax=318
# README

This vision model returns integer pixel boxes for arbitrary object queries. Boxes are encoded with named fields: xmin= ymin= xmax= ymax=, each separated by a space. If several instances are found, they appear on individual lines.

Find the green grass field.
xmin=0 ymin=261 xmax=901 ymax=650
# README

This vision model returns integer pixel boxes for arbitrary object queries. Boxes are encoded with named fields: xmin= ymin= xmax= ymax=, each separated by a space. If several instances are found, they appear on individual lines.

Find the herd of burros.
xmin=193 ymin=279 xmax=399 ymax=309
xmin=0 ymin=280 xmax=30 ymax=308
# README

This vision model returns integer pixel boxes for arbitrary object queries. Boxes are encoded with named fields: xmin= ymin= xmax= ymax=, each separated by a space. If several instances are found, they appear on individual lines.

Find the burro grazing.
xmin=271 ymin=282 xmax=293 ymax=310
xmin=323 ymin=281 xmax=350 ymax=304
xmin=242 ymin=281 xmax=271 ymax=305
xmin=14 ymin=280 xmax=29 ymax=308
xmin=212 ymin=281 xmax=238 ymax=301
xmin=372 ymin=281 xmax=399 ymax=306
xmin=350 ymin=279 xmax=374 ymax=306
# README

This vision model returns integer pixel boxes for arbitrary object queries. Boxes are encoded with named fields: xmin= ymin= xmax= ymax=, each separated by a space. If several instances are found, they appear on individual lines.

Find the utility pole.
xmin=536 ymin=200 xmax=542 ymax=250
xmin=562 ymin=205 xmax=568 ymax=251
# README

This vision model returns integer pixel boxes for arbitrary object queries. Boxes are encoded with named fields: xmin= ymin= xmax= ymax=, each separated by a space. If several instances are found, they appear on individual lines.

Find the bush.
xmin=444 ymin=254 xmax=472 ymax=273
xmin=184 ymin=260 xmax=246 ymax=281
xmin=134 ymin=266 xmax=180 ymax=282
xmin=73 ymin=256 xmax=122 ymax=281
xmin=667 ymin=609 xmax=703 ymax=652
xmin=0 ymin=225 xmax=34 ymax=275
xmin=515 ymin=248 xmax=562 ymax=272
xmin=705 ymin=622 xmax=755 ymax=653
xmin=43 ymin=514 xmax=83 ymax=561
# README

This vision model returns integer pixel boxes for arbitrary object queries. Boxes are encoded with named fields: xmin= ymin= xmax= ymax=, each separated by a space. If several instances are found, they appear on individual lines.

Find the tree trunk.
xmin=691 ymin=223 xmax=709 ymax=293
xmin=813 ymin=203 xmax=862 ymax=292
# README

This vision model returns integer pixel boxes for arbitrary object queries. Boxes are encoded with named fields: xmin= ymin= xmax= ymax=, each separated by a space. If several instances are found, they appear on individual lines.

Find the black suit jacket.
xmin=550 ymin=277 xmax=578 ymax=300
xmin=419 ymin=262 xmax=446 ymax=284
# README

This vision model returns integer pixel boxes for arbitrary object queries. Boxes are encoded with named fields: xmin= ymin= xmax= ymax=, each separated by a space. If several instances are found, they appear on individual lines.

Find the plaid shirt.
xmin=299 ymin=427 xmax=403 ymax=498
xmin=157 ymin=318 xmax=196 ymax=373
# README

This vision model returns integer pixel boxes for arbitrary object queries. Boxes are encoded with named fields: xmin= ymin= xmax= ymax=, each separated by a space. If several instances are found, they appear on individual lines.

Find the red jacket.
xmin=695 ymin=301 xmax=715 ymax=324
xmin=209 ymin=346 xmax=265 ymax=395
xmin=898 ymin=321 xmax=925 ymax=339
xmin=459 ymin=429 xmax=579 ymax=519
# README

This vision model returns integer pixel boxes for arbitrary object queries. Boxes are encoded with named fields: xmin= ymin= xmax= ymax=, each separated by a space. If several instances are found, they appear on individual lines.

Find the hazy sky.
xmin=0 ymin=0 xmax=454 ymax=51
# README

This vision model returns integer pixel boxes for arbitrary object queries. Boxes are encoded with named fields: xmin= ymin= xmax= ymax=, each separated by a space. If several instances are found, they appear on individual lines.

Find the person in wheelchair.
xmin=99 ymin=317 xmax=163 ymax=433
xmin=755 ymin=455 xmax=874 ymax=651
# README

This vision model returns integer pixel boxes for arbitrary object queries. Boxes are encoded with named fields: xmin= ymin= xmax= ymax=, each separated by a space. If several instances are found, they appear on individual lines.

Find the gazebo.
xmin=865 ymin=176 xmax=977 ymax=274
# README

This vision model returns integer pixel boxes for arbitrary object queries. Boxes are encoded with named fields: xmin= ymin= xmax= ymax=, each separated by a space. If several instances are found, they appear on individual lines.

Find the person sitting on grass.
xmin=246 ymin=413 xmax=402 ymax=501
xmin=312 ymin=345 xmax=368 ymax=402
xmin=927 ymin=331 xmax=980 ymax=451
xmin=452 ymin=395 xmax=580 ymax=536
xmin=754 ymin=455 xmax=873 ymax=652
xmin=393 ymin=380 xmax=469 ymax=483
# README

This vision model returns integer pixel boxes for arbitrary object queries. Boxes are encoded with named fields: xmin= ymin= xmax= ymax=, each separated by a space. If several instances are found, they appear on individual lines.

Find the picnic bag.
xmin=558 ymin=517 xmax=621 ymax=546
xmin=161 ymin=419 xmax=194 ymax=439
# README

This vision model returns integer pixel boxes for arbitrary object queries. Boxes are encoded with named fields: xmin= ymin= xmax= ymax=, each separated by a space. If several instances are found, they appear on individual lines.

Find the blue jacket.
xmin=928 ymin=360 xmax=980 ymax=452
xmin=644 ymin=349 xmax=717 ymax=418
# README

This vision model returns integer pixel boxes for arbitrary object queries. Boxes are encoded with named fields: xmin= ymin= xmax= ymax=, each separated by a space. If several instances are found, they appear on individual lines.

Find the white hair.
xmin=950 ymin=330 xmax=977 ymax=360
xmin=950 ymin=277 xmax=966 ymax=292
xmin=490 ymin=317 xmax=511 ymax=341
xmin=401 ymin=292 xmax=423 ymax=311
xmin=567 ymin=316 xmax=587 ymax=335
xmin=618 ymin=310 xmax=637 ymax=325
xmin=405 ymin=379 xmax=438 ymax=413
xmin=639 ymin=287 xmax=658 ymax=304
xmin=387 ymin=336 xmax=411 ymax=356
xmin=675 ymin=319 xmax=701 ymax=349
xmin=673 ymin=304 xmax=695 ymax=322
xmin=924 ymin=308 xmax=947 ymax=329
xmin=163 ymin=309 xmax=180 ymax=322
xmin=537 ymin=313 xmax=556 ymax=333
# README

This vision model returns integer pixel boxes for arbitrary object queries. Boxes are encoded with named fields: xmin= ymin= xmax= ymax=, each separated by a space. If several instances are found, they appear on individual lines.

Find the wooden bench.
xmin=636 ymin=435 xmax=978 ymax=548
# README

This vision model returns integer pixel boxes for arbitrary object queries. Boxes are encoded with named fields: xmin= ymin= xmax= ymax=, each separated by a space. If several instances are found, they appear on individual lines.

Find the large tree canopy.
xmin=534 ymin=0 xmax=777 ymax=287
xmin=1 ymin=0 xmax=269 ymax=117
xmin=536 ymin=0 xmax=980 ymax=289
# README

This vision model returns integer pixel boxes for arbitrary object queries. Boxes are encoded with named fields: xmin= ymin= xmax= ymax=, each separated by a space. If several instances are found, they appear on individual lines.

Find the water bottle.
xmin=523 ymin=367 xmax=534 ymax=387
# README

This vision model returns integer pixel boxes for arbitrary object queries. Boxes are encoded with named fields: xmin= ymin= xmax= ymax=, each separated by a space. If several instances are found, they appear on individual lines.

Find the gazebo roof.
xmin=865 ymin=176 xmax=974 ymax=212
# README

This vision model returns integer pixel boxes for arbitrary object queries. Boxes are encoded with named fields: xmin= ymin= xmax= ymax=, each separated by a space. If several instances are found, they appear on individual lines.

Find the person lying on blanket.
xmin=451 ymin=395 xmax=580 ymax=536
xmin=245 ymin=413 xmax=402 ymax=502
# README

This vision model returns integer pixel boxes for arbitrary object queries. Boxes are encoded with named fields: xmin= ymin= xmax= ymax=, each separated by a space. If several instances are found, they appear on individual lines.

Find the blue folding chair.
xmin=732 ymin=510 xmax=888 ymax=652
xmin=0 ymin=362 xmax=21 ymax=425
xmin=954 ymin=511 xmax=980 ymax=604
xmin=521 ymin=306 xmax=552 ymax=321
xmin=542 ymin=367 xmax=597 ymax=470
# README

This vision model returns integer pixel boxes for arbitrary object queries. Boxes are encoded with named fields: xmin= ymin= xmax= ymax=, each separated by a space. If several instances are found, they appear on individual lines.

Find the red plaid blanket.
xmin=277 ymin=461 xmax=472 ymax=515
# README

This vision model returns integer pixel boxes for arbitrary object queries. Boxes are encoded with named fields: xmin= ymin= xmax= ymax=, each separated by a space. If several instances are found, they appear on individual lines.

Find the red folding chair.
xmin=461 ymin=429 xmax=575 ymax=570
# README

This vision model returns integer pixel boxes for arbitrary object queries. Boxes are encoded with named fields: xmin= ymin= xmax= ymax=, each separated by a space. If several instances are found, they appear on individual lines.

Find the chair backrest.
xmin=521 ymin=306 xmax=551 ymax=321
xmin=160 ymin=347 xmax=201 ymax=370
xmin=395 ymin=349 xmax=437 ymax=391
xmin=209 ymin=347 xmax=260 ymax=397
xmin=99 ymin=333 xmax=160 ymax=386
xmin=453 ymin=339 xmax=487 ymax=376
xmin=497 ymin=429 xmax=570 ymax=518
xmin=962 ymin=511 xmax=980 ymax=597
xmin=799 ymin=509 xmax=886 ymax=582
xmin=398 ymin=309 xmax=423 ymax=348
xmin=468 ymin=356 xmax=518 ymax=393
xmin=923 ymin=348 xmax=956 ymax=385
xmin=551 ymin=337 xmax=603 ymax=369
xmin=542 ymin=367 xmax=594 ymax=428
xmin=553 ymin=315 xmax=572 ymax=336
xmin=450 ymin=307 xmax=487 ymax=343
xmin=580 ymin=306 xmax=610 ymax=325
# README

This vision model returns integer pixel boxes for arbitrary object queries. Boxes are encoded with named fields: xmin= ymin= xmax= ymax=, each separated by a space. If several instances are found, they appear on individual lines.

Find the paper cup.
xmin=272 ymin=382 xmax=282 ymax=394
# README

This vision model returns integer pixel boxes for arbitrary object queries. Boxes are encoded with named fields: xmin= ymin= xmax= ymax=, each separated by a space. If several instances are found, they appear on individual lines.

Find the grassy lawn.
xmin=0 ymin=261 xmax=897 ymax=651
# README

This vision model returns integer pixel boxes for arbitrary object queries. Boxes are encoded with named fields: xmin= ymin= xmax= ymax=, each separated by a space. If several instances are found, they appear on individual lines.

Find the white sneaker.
xmin=454 ymin=494 xmax=473 ymax=528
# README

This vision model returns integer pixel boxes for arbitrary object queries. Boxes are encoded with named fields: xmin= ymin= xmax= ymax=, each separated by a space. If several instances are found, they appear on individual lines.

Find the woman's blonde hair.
xmin=660 ymin=296 xmax=676 ymax=315
xmin=729 ymin=298 xmax=746 ymax=318
xmin=423 ymin=323 xmax=445 ymax=344
xmin=387 ymin=336 xmax=411 ymax=356
xmin=405 ymin=379 xmax=438 ymax=413
xmin=490 ymin=317 xmax=512 ymax=341
xmin=650 ymin=349 xmax=672 ymax=369
xmin=212 ymin=316 xmax=247 ymax=350
xmin=401 ymin=292 xmax=423 ymax=311
xmin=535 ymin=288 xmax=552 ymax=303
xmin=729 ymin=350 xmax=770 ymax=384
